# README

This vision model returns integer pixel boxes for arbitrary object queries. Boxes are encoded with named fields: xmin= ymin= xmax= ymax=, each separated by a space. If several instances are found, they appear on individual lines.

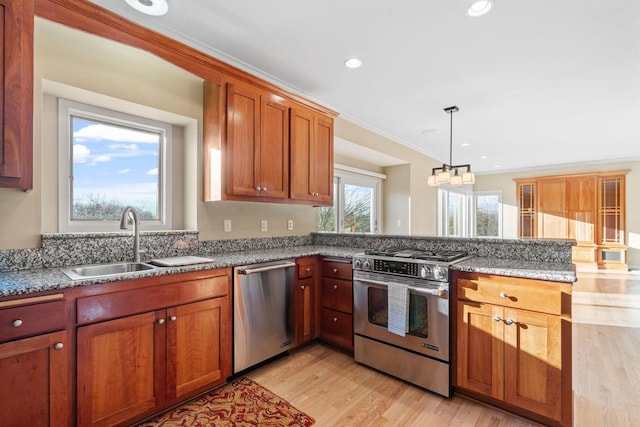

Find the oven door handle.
xmin=355 ymin=277 xmax=446 ymax=297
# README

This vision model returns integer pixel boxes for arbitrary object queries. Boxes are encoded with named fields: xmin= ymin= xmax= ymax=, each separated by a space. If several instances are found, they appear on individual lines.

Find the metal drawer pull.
xmin=306 ymin=267 xmax=311 ymax=272
xmin=499 ymin=292 xmax=508 ymax=299
xmin=169 ymin=316 xmax=177 ymax=322
xmin=494 ymin=316 xmax=502 ymax=322
xmin=333 ymin=268 xmax=338 ymax=273
xmin=505 ymin=318 xmax=514 ymax=325
xmin=157 ymin=318 xmax=165 ymax=324
xmin=12 ymin=319 xmax=23 ymax=328
xmin=54 ymin=342 xmax=64 ymax=350
xmin=333 ymin=284 xmax=338 ymax=290
xmin=300 ymin=285 xmax=305 ymax=290
xmin=333 ymin=317 xmax=338 ymax=322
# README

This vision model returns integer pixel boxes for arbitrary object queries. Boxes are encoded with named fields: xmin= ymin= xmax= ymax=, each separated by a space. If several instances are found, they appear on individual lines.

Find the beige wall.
xmin=334 ymin=119 xmax=441 ymax=235
xmin=475 ymin=161 xmax=640 ymax=269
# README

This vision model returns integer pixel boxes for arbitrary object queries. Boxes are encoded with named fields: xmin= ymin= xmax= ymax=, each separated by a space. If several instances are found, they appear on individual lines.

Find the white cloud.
xmin=73 ymin=144 xmax=91 ymax=164
xmin=146 ymin=168 xmax=159 ymax=175
xmin=117 ymin=168 xmax=131 ymax=174
xmin=74 ymin=124 xmax=158 ymax=144
xmin=93 ymin=154 xmax=112 ymax=163
xmin=108 ymin=143 xmax=139 ymax=150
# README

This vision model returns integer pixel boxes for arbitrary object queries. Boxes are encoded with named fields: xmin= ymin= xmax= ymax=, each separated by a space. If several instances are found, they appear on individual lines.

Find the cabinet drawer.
xmin=297 ymin=259 xmax=315 ymax=279
xmin=321 ymin=279 xmax=353 ymax=314
xmin=320 ymin=308 xmax=353 ymax=350
xmin=322 ymin=259 xmax=352 ymax=280
xmin=458 ymin=275 xmax=566 ymax=315
xmin=0 ymin=300 xmax=66 ymax=342
xmin=77 ymin=275 xmax=229 ymax=324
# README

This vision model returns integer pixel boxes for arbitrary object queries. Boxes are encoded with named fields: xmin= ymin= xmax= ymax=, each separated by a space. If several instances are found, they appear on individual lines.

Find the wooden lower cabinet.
xmin=75 ymin=270 xmax=232 ymax=427
xmin=0 ymin=330 xmax=69 ymax=427
xmin=294 ymin=256 xmax=318 ymax=346
xmin=454 ymin=272 xmax=572 ymax=427
xmin=319 ymin=258 xmax=353 ymax=351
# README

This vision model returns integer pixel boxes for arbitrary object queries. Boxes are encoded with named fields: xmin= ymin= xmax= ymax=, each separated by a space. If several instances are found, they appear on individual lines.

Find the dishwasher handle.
xmin=237 ymin=261 xmax=296 ymax=275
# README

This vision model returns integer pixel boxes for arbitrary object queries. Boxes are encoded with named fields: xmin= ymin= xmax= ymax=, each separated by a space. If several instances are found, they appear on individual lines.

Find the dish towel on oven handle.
xmin=387 ymin=283 xmax=410 ymax=336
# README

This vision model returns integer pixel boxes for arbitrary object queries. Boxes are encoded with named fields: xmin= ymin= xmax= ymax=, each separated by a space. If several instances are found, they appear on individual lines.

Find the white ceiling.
xmin=89 ymin=0 xmax=640 ymax=174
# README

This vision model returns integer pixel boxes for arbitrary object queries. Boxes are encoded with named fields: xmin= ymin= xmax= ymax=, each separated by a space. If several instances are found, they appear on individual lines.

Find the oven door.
xmin=353 ymin=271 xmax=449 ymax=362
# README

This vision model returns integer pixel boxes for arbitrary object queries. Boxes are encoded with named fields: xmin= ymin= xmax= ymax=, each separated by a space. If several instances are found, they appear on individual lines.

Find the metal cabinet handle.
xmin=306 ymin=267 xmax=312 ymax=272
xmin=54 ymin=342 xmax=64 ymax=350
xmin=499 ymin=292 xmax=508 ymax=299
xmin=333 ymin=317 xmax=338 ymax=322
xmin=505 ymin=318 xmax=514 ymax=325
xmin=157 ymin=318 xmax=165 ymax=325
xmin=333 ymin=284 xmax=338 ymax=290
xmin=333 ymin=268 xmax=338 ymax=273
xmin=169 ymin=315 xmax=177 ymax=322
xmin=493 ymin=316 xmax=501 ymax=322
xmin=300 ymin=285 xmax=305 ymax=290
xmin=255 ymin=186 xmax=261 ymax=191
xmin=12 ymin=319 xmax=23 ymax=328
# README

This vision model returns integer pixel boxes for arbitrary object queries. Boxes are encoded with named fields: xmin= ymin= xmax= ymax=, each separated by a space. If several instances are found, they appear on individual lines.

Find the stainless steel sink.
xmin=61 ymin=261 xmax=159 ymax=280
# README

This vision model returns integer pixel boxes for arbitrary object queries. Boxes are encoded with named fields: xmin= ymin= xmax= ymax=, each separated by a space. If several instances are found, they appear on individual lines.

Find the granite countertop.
xmin=0 ymin=245 xmax=576 ymax=298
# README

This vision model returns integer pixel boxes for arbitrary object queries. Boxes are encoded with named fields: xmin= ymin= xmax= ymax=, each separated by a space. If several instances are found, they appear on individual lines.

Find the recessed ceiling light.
xmin=480 ymin=155 xmax=489 ymax=159
xmin=344 ymin=58 xmax=363 ymax=69
xmin=461 ymin=143 xmax=470 ymax=147
xmin=125 ymin=0 xmax=169 ymax=16
xmin=467 ymin=0 xmax=494 ymax=17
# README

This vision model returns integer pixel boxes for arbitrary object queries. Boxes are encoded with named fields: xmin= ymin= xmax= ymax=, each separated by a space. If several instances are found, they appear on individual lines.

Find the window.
xmin=318 ymin=168 xmax=382 ymax=234
xmin=58 ymin=99 xmax=172 ymax=231
xmin=438 ymin=187 xmax=502 ymax=238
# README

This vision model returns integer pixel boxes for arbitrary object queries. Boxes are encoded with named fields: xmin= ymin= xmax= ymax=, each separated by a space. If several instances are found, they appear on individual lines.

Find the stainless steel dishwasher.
xmin=233 ymin=259 xmax=296 ymax=373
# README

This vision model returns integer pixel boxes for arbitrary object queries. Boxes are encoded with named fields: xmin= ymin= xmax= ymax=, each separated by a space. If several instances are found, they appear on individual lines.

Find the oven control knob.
xmin=419 ymin=265 xmax=431 ymax=279
xmin=353 ymin=258 xmax=362 ymax=269
xmin=362 ymin=259 xmax=371 ymax=270
xmin=433 ymin=266 xmax=447 ymax=281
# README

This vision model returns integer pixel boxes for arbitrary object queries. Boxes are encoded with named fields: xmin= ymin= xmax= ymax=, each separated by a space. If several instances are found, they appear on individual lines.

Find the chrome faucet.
xmin=120 ymin=206 xmax=141 ymax=262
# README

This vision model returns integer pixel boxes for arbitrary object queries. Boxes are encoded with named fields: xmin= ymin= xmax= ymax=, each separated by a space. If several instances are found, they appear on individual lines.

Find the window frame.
xmin=319 ymin=167 xmax=383 ymax=234
xmin=58 ymin=98 xmax=173 ymax=232
xmin=437 ymin=186 xmax=502 ymax=238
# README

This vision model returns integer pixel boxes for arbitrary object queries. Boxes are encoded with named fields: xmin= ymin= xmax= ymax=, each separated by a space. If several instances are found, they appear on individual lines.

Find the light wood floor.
xmin=249 ymin=271 xmax=640 ymax=426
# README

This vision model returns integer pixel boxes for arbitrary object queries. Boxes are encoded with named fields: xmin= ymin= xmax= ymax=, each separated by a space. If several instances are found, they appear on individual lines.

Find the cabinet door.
xmin=0 ymin=330 xmax=68 ymax=427
xmin=517 ymin=181 xmax=537 ymax=238
xmin=77 ymin=311 xmax=165 ymax=427
xmin=295 ymin=277 xmax=315 ymax=345
xmin=290 ymin=106 xmax=334 ymax=205
xmin=225 ymin=82 xmax=261 ymax=197
xmin=0 ymin=0 xmax=33 ymax=190
xmin=310 ymin=114 xmax=334 ymax=205
xmin=319 ymin=308 xmax=353 ymax=351
xmin=456 ymin=302 xmax=504 ymax=400
xmin=167 ymin=297 xmax=231 ymax=400
xmin=503 ymin=308 xmax=563 ymax=421
xmin=260 ymin=97 xmax=289 ymax=199
xmin=538 ymin=178 xmax=567 ymax=238
xmin=566 ymin=176 xmax=596 ymax=244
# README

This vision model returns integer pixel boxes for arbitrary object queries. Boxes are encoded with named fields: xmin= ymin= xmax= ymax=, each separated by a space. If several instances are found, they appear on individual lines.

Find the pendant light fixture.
xmin=427 ymin=106 xmax=475 ymax=187
xmin=125 ymin=0 xmax=169 ymax=16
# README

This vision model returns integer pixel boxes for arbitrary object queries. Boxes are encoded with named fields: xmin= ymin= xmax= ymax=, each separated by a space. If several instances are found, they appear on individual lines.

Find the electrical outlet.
xmin=287 ymin=219 xmax=294 ymax=230
xmin=261 ymin=219 xmax=268 ymax=232
xmin=224 ymin=220 xmax=232 ymax=232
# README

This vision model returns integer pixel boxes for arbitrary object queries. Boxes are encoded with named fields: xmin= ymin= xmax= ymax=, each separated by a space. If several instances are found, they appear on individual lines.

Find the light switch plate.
xmin=224 ymin=220 xmax=232 ymax=232
xmin=287 ymin=219 xmax=294 ymax=230
xmin=261 ymin=219 xmax=268 ymax=232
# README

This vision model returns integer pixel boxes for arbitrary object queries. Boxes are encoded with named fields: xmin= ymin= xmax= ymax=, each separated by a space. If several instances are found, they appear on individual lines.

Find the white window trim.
xmin=474 ymin=190 xmax=503 ymax=238
xmin=58 ymin=98 xmax=173 ymax=232
xmin=321 ymin=166 xmax=383 ymax=234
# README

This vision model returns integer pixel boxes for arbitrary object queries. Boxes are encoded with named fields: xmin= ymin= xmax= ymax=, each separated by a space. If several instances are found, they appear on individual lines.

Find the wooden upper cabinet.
xmin=0 ymin=0 xmax=34 ymax=190
xmin=565 ymin=176 xmax=596 ymax=244
xmin=225 ymin=82 xmax=289 ymax=200
xmin=290 ymin=105 xmax=334 ymax=206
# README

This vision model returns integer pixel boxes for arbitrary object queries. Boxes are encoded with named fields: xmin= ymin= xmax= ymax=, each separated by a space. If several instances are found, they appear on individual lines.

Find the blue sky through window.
xmin=71 ymin=117 xmax=160 ymax=219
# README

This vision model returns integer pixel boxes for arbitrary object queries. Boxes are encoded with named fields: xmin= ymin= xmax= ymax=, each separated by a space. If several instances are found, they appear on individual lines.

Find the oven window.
xmin=367 ymin=287 xmax=429 ymax=338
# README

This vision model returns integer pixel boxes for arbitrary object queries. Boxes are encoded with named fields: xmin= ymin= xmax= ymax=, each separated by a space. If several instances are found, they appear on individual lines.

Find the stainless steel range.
xmin=352 ymin=248 xmax=470 ymax=397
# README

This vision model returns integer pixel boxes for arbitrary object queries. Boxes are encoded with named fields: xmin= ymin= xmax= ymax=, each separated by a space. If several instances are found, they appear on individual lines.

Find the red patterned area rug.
xmin=137 ymin=377 xmax=315 ymax=426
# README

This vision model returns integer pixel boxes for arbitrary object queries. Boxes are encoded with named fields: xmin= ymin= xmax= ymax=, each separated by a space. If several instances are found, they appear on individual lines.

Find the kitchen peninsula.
xmin=0 ymin=233 xmax=574 ymax=426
